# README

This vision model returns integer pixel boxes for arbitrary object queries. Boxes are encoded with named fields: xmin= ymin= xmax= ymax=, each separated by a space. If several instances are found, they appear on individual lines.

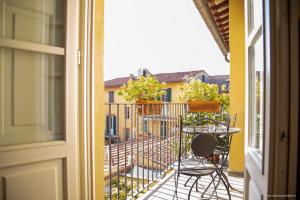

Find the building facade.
xmin=104 ymin=69 xmax=229 ymax=142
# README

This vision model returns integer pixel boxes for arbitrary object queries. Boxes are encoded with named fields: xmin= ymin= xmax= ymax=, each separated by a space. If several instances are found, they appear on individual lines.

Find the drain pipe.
xmin=225 ymin=54 xmax=230 ymax=63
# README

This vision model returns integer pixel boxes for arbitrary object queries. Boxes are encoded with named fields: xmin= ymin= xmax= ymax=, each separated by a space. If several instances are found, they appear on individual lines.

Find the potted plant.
xmin=117 ymin=75 xmax=166 ymax=115
xmin=179 ymin=79 xmax=227 ymax=113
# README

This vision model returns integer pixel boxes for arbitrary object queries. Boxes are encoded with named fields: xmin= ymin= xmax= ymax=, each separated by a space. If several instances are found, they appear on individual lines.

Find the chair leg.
xmin=173 ymin=172 xmax=179 ymax=199
xmin=188 ymin=177 xmax=199 ymax=200
xmin=201 ymin=173 xmax=218 ymax=198
xmin=211 ymin=175 xmax=218 ymax=200
xmin=184 ymin=176 xmax=192 ymax=187
xmin=221 ymin=171 xmax=233 ymax=189
xmin=218 ymin=172 xmax=231 ymax=200
xmin=209 ymin=173 xmax=221 ymax=199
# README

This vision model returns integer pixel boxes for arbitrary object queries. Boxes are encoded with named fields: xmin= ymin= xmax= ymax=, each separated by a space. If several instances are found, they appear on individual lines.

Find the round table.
xmin=183 ymin=126 xmax=240 ymax=136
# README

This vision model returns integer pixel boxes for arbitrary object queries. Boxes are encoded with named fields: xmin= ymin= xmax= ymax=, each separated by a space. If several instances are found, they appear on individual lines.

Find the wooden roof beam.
xmin=210 ymin=0 xmax=229 ymax=10
xmin=213 ymin=8 xmax=229 ymax=17
xmin=218 ymin=22 xmax=229 ymax=29
xmin=216 ymin=15 xmax=229 ymax=23
xmin=221 ymin=32 xmax=229 ymax=37
xmin=220 ymin=28 xmax=229 ymax=33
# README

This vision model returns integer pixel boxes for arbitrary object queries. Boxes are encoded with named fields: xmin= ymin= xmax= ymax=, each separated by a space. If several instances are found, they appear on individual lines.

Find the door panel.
xmin=1 ymin=48 xmax=63 ymax=145
xmin=0 ymin=0 xmax=79 ymax=199
xmin=0 ymin=159 xmax=64 ymax=200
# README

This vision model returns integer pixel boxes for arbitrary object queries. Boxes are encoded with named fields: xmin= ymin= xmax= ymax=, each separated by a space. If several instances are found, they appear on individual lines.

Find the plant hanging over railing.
xmin=179 ymin=79 xmax=230 ymax=113
xmin=117 ymin=75 xmax=166 ymax=101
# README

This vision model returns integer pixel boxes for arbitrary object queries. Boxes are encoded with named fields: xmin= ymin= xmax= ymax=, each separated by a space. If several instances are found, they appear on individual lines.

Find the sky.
xmin=104 ymin=0 xmax=230 ymax=81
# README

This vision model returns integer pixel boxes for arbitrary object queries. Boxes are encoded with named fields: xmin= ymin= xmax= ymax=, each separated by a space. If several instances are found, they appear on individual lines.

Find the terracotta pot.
xmin=187 ymin=100 xmax=221 ymax=113
xmin=136 ymin=100 xmax=163 ymax=115
xmin=207 ymin=154 xmax=220 ymax=164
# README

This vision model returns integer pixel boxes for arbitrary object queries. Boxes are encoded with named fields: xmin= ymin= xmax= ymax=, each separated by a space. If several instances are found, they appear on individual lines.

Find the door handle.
xmin=280 ymin=131 xmax=289 ymax=143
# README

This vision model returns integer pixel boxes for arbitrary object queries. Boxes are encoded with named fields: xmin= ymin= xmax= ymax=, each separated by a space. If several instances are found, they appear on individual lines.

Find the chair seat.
xmin=178 ymin=166 xmax=216 ymax=176
xmin=173 ymin=157 xmax=203 ymax=169
xmin=173 ymin=157 xmax=217 ymax=176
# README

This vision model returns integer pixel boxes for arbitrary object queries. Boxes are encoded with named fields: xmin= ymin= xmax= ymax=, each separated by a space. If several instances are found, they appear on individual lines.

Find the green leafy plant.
xmin=105 ymin=178 xmax=134 ymax=200
xmin=117 ymin=75 xmax=166 ymax=101
xmin=179 ymin=79 xmax=230 ymax=112
xmin=179 ymin=79 xmax=219 ymax=101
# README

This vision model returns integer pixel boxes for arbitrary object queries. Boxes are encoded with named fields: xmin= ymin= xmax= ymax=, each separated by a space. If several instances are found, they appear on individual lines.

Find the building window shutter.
xmin=163 ymin=88 xmax=172 ymax=102
xmin=112 ymin=116 xmax=117 ymax=135
xmin=125 ymin=128 xmax=130 ymax=140
xmin=109 ymin=91 xmax=114 ymax=103
xmin=160 ymin=121 xmax=167 ymax=139
xmin=143 ymin=119 xmax=148 ymax=132
xmin=125 ymin=106 xmax=130 ymax=119
xmin=106 ymin=116 xmax=110 ymax=135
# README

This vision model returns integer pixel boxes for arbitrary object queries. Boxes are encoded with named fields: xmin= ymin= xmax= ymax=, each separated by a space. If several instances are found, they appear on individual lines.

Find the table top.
xmin=183 ymin=126 xmax=240 ymax=135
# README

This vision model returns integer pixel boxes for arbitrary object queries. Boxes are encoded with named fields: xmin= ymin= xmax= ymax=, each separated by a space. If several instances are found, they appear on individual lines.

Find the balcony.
xmin=104 ymin=103 xmax=244 ymax=200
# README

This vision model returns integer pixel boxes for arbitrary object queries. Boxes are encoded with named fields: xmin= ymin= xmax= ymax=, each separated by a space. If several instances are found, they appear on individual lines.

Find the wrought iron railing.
xmin=104 ymin=103 xmax=186 ymax=200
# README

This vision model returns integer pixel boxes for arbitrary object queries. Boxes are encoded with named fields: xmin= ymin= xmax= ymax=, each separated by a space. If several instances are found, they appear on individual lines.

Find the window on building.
xmin=201 ymin=75 xmax=206 ymax=82
xmin=143 ymin=119 xmax=148 ymax=132
xmin=125 ymin=128 xmax=130 ymax=140
xmin=162 ymin=88 xmax=172 ymax=102
xmin=108 ymin=91 xmax=114 ymax=103
xmin=160 ymin=121 xmax=167 ymax=139
xmin=125 ymin=106 xmax=130 ymax=119
xmin=105 ymin=115 xmax=116 ymax=136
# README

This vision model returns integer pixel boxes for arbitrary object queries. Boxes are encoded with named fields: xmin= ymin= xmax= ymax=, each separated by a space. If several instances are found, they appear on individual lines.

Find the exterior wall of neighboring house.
xmin=104 ymin=82 xmax=185 ymax=142
xmin=228 ymin=0 xmax=245 ymax=172
xmin=104 ymin=86 xmax=133 ymax=142
xmin=104 ymin=73 xmax=229 ymax=143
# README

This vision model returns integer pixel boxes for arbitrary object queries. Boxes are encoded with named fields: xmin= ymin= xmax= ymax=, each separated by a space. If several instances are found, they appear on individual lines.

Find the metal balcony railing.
xmin=104 ymin=103 xmax=186 ymax=200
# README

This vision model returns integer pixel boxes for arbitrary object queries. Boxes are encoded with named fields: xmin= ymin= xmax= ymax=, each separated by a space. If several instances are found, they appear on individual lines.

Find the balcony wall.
xmin=228 ymin=0 xmax=245 ymax=172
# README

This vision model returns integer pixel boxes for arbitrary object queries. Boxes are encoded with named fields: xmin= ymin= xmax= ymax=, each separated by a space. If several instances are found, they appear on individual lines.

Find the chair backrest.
xmin=191 ymin=133 xmax=217 ymax=158
xmin=213 ymin=113 xmax=237 ymax=127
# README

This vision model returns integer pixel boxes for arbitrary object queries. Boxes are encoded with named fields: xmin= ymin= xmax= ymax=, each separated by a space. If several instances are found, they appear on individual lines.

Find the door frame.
xmin=288 ymin=0 xmax=299 ymax=195
xmin=79 ymin=0 xmax=105 ymax=200
xmin=79 ymin=0 xmax=93 ymax=199
xmin=244 ymin=0 xmax=291 ymax=198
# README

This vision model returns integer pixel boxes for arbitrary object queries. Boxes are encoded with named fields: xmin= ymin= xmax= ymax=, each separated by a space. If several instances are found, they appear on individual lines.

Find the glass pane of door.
xmin=1 ymin=0 xmax=64 ymax=47
xmin=247 ymin=0 xmax=264 ymax=155
xmin=252 ymin=35 xmax=264 ymax=152
xmin=0 ymin=0 xmax=65 ymax=146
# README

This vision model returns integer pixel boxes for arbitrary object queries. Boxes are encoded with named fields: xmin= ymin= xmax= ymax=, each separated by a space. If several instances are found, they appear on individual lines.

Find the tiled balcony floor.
xmin=140 ymin=171 xmax=244 ymax=200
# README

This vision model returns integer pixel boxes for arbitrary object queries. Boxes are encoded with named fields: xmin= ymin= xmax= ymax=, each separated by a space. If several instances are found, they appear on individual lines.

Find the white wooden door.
xmin=244 ymin=0 xmax=290 ymax=199
xmin=245 ymin=1 xmax=268 ymax=198
xmin=0 ymin=0 xmax=79 ymax=199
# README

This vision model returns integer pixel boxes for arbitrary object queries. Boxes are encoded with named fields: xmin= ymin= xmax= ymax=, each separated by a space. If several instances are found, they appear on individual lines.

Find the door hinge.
xmin=77 ymin=50 xmax=81 ymax=65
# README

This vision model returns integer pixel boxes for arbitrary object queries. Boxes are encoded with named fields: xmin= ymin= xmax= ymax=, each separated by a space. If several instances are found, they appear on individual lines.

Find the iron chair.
xmin=173 ymin=117 xmax=232 ymax=200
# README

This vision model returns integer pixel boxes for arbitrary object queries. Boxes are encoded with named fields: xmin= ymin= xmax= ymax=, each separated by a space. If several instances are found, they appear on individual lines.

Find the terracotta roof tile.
xmin=105 ymin=70 xmax=202 ymax=87
xmin=104 ymin=70 xmax=229 ymax=88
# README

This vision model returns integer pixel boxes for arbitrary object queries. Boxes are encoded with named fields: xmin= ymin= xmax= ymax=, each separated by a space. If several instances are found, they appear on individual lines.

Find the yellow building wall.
xmin=228 ymin=0 xmax=245 ymax=172
xmin=104 ymin=81 xmax=185 ymax=142
xmin=95 ymin=0 xmax=105 ymax=199
xmin=104 ymin=81 xmax=185 ymax=104
xmin=163 ymin=82 xmax=185 ymax=103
